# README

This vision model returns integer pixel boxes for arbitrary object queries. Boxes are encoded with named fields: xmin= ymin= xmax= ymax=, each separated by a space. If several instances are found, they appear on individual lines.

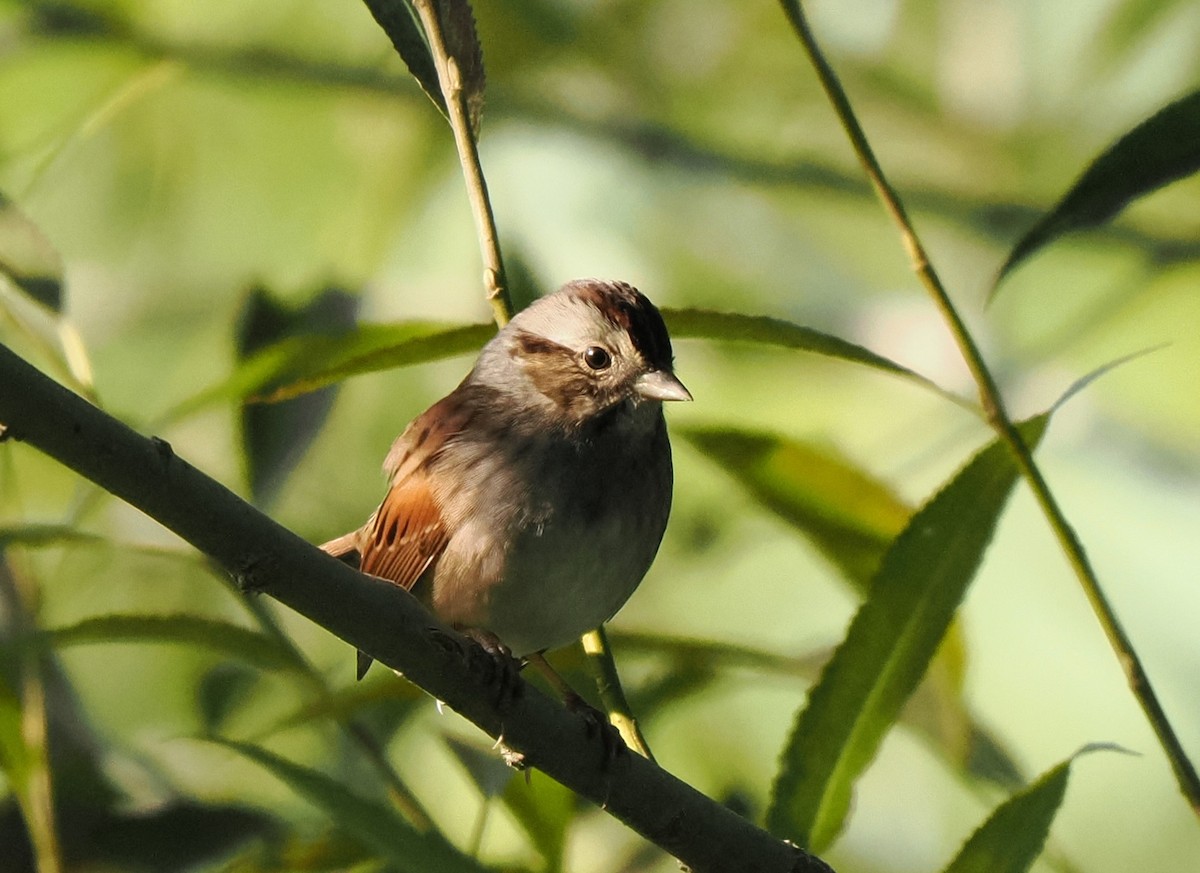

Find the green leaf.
xmin=663 ymin=308 xmax=968 ymax=406
xmin=609 ymin=630 xmax=1025 ymax=790
xmin=261 ymin=677 xmax=422 ymax=739
xmin=681 ymin=426 xmax=910 ymax=592
xmin=359 ymin=0 xmax=446 ymax=117
xmin=212 ymin=739 xmax=490 ymax=873
xmin=197 ymin=661 xmax=261 ymax=734
xmin=235 ymin=286 xmax=358 ymax=506
xmin=765 ymin=417 xmax=1048 ymax=851
xmin=501 ymin=770 xmax=576 ymax=873
xmin=0 ymin=192 xmax=64 ymax=313
xmin=168 ymin=321 xmax=495 ymax=419
xmin=49 ymin=614 xmax=306 ymax=673
xmin=942 ymin=745 xmax=1125 ymax=873
xmin=444 ymin=734 xmax=515 ymax=799
xmin=994 ymin=89 xmax=1200 ymax=289
xmin=0 ymin=525 xmax=103 ymax=548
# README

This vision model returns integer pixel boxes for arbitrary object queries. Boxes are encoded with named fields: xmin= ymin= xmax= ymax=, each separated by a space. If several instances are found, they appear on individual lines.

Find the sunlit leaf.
xmin=169 ymin=321 xmax=495 ymax=419
xmin=49 ymin=614 xmax=306 ymax=673
xmin=664 ymin=308 xmax=971 ymax=409
xmin=681 ymin=426 xmax=910 ymax=592
xmin=360 ymin=0 xmax=446 ymax=116
xmin=994 ymin=89 xmax=1200 ymax=289
xmin=942 ymin=745 xmax=1126 ymax=873
xmin=235 ymin=286 xmax=358 ymax=506
xmin=213 ymin=739 xmax=490 ymax=873
xmin=766 ymin=417 xmax=1048 ymax=851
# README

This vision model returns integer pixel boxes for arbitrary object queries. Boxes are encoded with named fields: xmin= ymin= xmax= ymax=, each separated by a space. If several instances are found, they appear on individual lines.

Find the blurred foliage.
xmin=2 ymin=1 xmax=1199 ymax=871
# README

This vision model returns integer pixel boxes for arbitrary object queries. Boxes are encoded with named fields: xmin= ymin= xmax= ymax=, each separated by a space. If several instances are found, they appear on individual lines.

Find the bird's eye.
xmin=583 ymin=346 xmax=612 ymax=370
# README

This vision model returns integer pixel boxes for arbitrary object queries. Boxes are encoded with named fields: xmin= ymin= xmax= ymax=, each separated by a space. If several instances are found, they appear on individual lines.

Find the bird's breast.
xmin=427 ymin=414 xmax=673 ymax=656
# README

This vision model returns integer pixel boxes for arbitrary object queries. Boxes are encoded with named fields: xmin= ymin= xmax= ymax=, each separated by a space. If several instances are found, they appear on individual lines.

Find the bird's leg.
xmin=526 ymin=652 xmax=627 ymax=766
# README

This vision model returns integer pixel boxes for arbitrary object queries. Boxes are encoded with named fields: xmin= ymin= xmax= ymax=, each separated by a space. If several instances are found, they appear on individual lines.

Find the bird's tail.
xmin=319 ymin=531 xmax=373 ymax=679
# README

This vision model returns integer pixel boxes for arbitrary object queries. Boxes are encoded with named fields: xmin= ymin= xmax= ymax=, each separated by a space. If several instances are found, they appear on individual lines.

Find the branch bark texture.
xmin=0 ymin=343 xmax=833 ymax=873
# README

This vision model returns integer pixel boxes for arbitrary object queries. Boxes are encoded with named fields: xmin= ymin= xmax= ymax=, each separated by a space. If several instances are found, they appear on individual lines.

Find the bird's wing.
xmin=357 ymin=394 xmax=473 ymax=590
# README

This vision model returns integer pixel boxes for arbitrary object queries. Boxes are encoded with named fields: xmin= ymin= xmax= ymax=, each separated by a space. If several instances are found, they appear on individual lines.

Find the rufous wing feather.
xmin=329 ymin=395 xmax=467 ymax=680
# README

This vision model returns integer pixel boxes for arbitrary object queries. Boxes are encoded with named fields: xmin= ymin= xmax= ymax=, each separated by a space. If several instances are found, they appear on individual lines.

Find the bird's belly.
xmin=430 ymin=485 xmax=664 ymax=657
xmin=484 ymin=511 xmax=652 ymax=655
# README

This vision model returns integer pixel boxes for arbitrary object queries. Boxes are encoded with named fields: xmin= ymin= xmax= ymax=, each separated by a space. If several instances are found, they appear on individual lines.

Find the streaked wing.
xmin=359 ymin=473 xmax=447 ymax=587
xmin=358 ymin=394 xmax=473 ymax=590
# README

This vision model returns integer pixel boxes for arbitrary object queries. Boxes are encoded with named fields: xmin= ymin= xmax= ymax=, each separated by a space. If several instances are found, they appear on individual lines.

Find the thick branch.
xmin=0 ymin=343 xmax=833 ymax=873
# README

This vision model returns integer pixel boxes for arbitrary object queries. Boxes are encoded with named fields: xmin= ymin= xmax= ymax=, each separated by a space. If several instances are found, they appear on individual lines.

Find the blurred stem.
xmin=411 ymin=0 xmax=512 ymax=327
xmin=236 ymin=593 xmax=434 ymax=831
xmin=581 ymin=628 xmax=655 ymax=762
xmin=777 ymin=0 xmax=1200 ymax=816
xmin=2 ymin=559 xmax=64 ymax=873
xmin=19 ymin=660 xmax=62 ymax=873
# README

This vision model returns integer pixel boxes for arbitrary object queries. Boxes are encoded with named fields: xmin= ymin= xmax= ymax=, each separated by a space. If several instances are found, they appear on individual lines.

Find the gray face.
xmin=477 ymin=280 xmax=678 ymax=424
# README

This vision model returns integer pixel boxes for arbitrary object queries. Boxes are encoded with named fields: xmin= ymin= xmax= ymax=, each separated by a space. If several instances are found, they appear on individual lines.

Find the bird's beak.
xmin=635 ymin=369 xmax=693 ymax=402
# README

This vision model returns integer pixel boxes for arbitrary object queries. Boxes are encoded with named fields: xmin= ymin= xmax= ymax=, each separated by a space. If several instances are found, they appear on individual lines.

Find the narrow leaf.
xmin=213 ymin=739 xmax=489 ymax=873
xmin=169 ymin=321 xmax=495 ymax=420
xmin=0 ymin=525 xmax=103 ymax=548
xmin=942 ymin=745 xmax=1125 ymax=873
xmin=681 ymin=426 xmax=910 ymax=592
xmin=995 ymin=89 xmax=1200 ymax=288
xmin=197 ymin=662 xmax=261 ymax=734
xmin=610 ymin=630 xmax=1024 ymax=790
xmin=0 ymin=193 xmax=64 ymax=312
xmin=502 ymin=771 xmax=576 ymax=873
xmin=360 ymin=0 xmax=447 ymax=117
xmin=49 ymin=614 xmax=305 ymax=672
xmin=444 ymin=734 xmax=516 ymax=799
xmin=766 ymin=417 xmax=1048 ymax=851
xmin=663 ymin=308 xmax=966 ymax=406
xmin=235 ymin=286 xmax=358 ymax=506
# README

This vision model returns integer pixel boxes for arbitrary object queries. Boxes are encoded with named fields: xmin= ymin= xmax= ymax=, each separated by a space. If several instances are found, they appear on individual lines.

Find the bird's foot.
xmin=461 ymin=628 xmax=525 ymax=711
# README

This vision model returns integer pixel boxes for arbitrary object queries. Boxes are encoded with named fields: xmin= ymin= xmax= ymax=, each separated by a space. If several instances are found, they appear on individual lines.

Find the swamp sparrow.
xmin=321 ymin=279 xmax=690 ymax=679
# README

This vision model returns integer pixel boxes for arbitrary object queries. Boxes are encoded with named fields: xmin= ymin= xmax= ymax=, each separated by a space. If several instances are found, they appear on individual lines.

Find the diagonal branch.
xmin=0 ymin=342 xmax=834 ymax=873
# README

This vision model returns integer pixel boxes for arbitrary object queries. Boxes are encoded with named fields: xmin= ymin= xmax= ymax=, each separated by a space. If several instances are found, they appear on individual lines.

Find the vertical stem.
xmin=582 ymin=628 xmax=656 ymax=762
xmin=411 ymin=0 xmax=512 ymax=326
xmin=778 ymin=0 xmax=1200 ymax=814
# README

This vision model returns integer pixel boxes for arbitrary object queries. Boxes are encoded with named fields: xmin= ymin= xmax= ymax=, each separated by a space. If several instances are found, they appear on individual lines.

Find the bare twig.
xmin=411 ymin=0 xmax=512 ymax=326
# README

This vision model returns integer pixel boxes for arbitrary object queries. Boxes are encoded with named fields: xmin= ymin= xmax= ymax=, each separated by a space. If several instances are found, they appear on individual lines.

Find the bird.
xmin=320 ymin=279 xmax=690 ymax=690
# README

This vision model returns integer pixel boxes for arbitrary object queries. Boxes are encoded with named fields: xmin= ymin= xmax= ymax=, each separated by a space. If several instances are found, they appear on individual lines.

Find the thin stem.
xmin=411 ymin=1 xmax=652 ymax=757
xmin=778 ymin=0 xmax=1200 ymax=815
xmin=411 ymin=0 xmax=512 ymax=327
xmin=236 ymin=593 xmax=434 ymax=830
xmin=581 ymin=628 xmax=656 ymax=762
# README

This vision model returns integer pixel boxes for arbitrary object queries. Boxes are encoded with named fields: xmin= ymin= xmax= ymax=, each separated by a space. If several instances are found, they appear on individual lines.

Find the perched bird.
xmin=321 ymin=279 xmax=690 ymax=684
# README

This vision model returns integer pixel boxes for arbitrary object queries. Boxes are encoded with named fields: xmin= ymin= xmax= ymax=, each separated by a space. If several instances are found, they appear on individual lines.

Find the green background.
xmin=2 ymin=1 xmax=1199 ymax=870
